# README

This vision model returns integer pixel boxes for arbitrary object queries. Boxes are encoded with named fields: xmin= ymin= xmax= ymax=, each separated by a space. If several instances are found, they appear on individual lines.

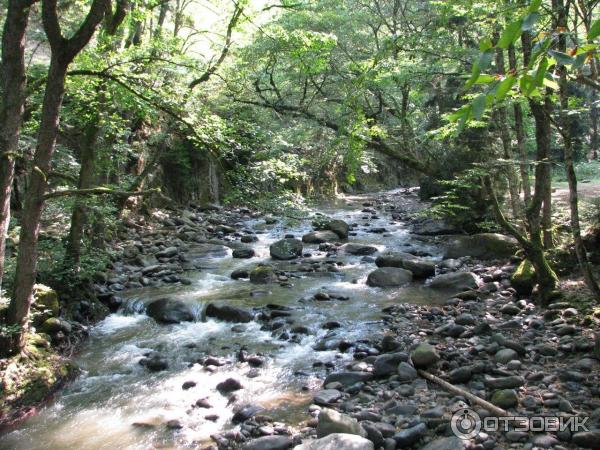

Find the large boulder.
xmin=375 ymin=253 xmax=435 ymax=278
xmin=250 ymin=265 xmax=277 ymax=284
xmin=326 ymin=220 xmax=350 ymax=239
xmin=32 ymin=284 xmax=60 ymax=317
xmin=372 ymin=352 xmax=409 ymax=377
xmin=146 ymin=298 xmax=195 ymax=324
xmin=510 ymin=259 xmax=536 ymax=295
xmin=204 ymin=303 xmax=253 ymax=323
xmin=316 ymin=408 xmax=367 ymax=438
xmin=367 ymin=267 xmax=412 ymax=287
xmin=429 ymin=271 xmax=479 ymax=293
xmin=444 ymin=233 xmax=518 ymax=260
xmin=341 ymin=244 xmax=378 ymax=256
xmin=324 ymin=371 xmax=373 ymax=387
xmin=293 ymin=434 xmax=374 ymax=450
xmin=302 ymin=231 xmax=340 ymax=244
xmin=270 ymin=238 xmax=303 ymax=260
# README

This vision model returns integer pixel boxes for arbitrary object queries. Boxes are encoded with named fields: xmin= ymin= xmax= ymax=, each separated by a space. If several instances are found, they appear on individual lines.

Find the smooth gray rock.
xmin=429 ymin=272 xmax=479 ymax=293
xmin=421 ymin=437 xmax=467 ymax=450
xmin=316 ymin=408 xmax=367 ymax=438
xmin=324 ymin=372 xmax=373 ymax=387
xmin=293 ymin=434 xmax=374 ymax=450
xmin=302 ymin=230 xmax=340 ymax=244
xmin=366 ymin=267 xmax=412 ymax=287
xmin=243 ymin=436 xmax=293 ymax=450
xmin=372 ymin=352 xmax=409 ymax=377
xmin=411 ymin=343 xmax=440 ymax=368
xmin=204 ymin=303 xmax=253 ymax=323
xmin=270 ymin=238 xmax=303 ymax=260
xmin=444 ymin=233 xmax=519 ymax=259
xmin=146 ymin=298 xmax=195 ymax=324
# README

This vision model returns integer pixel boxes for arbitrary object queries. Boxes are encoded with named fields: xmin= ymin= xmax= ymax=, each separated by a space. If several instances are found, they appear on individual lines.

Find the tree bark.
xmin=508 ymin=43 xmax=531 ymax=205
xmin=0 ymin=0 xmax=35 ymax=292
xmin=2 ymin=0 xmax=109 ymax=357
xmin=556 ymin=0 xmax=600 ymax=297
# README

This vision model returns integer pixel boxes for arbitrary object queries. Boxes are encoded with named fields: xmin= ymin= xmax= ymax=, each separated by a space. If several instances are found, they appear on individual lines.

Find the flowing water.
xmin=1 ymin=190 xmax=447 ymax=449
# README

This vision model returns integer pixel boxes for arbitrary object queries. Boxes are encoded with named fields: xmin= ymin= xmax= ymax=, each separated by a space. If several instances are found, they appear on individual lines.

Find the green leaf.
xmin=479 ymin=38 xmax=493 ymax=52
xmin=497 ymin=20 xmax=523 ymax=49
xmin=495 ymin=75 xmax=517 ymax=101
xmin=548 ymin=50 xmax=575 ymax=66
xmin=543 ymin=76 xmax=559 ymax=90
xmin=520 ymin=74 xmax=536 ymax=95
xmin=478 ymin=50 xmax=494 ymax=71
xmin=589 ymin=19 xmax=600 ymax=40
xmin=534 ymin=57 xmax=549 ymax=86
xmin=475 ymin=74 xmax=496 ymax=84
xmin=522 ymin=12 xmax=540 ymax=31
xmin=472 ymin=94 xmax=487 ymax=119
xmin=528 ymin=0 xmax=543 ymax=13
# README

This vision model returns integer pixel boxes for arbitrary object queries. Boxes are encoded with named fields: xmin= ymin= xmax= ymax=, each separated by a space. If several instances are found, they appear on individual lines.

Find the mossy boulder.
xmin=31 ymin=284 xmax=60 ymax=325
xmin=39 ymin=317 xmax=72 ymax=334
xmin=269 ymin=238 xmax=303 ymax=260
xmin=249 ymin=265 xmax=277 ymax=284
xmin=491 ymin=389 xmax=519 ymax=408
xmin=510 ymin=260 xmax=536 ymax=296
xmin=411 ymin=343 xmax=440 ymax=369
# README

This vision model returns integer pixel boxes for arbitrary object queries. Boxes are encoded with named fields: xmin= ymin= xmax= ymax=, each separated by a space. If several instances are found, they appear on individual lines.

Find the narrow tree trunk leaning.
xmin=556 ymin=0 xmax=600 ymax=298
xmin=1 ymin=0 xmax=109 ymax=357
xmin=484 ymin=176 xmax=558 ymax=304
xmin=494 ymin=39 xmax=521 ymax=217
xmin=0 ymin=0 xmax=37 ymax=291
xmin=508 ymin=43 xmax=531 ymax=205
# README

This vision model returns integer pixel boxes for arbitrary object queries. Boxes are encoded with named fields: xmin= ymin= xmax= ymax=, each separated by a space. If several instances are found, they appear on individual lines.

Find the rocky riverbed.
xmin=1 ymin=188 xmax=599 ymax=450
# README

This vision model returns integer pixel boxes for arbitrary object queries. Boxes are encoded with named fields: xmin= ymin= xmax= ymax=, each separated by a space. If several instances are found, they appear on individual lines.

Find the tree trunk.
xmin=1 ymin=0 xmax=109 ymax=357
xmin=0 ymin=0 xmax=33 ymax=292
xmin=494 ymin=40 xmax=520 ymax=217
xmin=6 ymin=60 xmax=68 ymax=354
xmin=556 ymin=0 xmax=600 ymax=297
xmin=508 ymin=43 xmax=531 ymax=205
xmin=65 ymin=118 xmax=100 ymax=265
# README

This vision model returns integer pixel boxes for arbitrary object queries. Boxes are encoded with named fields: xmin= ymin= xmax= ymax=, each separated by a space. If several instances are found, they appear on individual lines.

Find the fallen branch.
xmin=417 ymin=369 xmax=509 ymax=417
xmin=43 ymin=187 xmax=160 ymax=201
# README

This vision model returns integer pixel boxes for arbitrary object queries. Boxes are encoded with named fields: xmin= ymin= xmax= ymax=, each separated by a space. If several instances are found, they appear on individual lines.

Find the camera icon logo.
xmin=451 ymin=408 xmax=481 ymax=439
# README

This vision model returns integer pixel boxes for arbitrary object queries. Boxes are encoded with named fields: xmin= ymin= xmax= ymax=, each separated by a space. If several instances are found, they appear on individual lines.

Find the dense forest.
xmin=1 ymin=0 xmax=600 ymax=449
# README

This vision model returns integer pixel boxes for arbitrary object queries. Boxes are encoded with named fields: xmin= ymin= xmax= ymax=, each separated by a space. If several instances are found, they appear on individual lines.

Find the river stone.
xmin=410 ymin=343 xmax=440 ymax=368
xmin=421 ymin=437 xmax=467 ymax=450
xmin=484 ymin=376 xmax=525 ymax=389
xmin=243 ymin=435 xmax=293 ymax=450
xmin=491 ymin=389 xmax=519 ymax=408
xmin=293 ymin=434 xmax=374 ymax=450
xmin=314 ymin=389 xmax=342 ymax=405
xmin=270 ymin=238 xmax=303 ymax=260
xmin=204 ymin=303 xmax=253 ymax=323
xmin=397 ymin=362 xmax=418 ymax=381
xmin=495 ymin=348 xmax=519 ymax=364
xmin=233 ymin=248 xmax=255 ymax=259
xmin=156 ymin=246 xmax=178 ymax=258
xmin=146 ymin=298 xmax=195 ymax=324
xmin=375 ymin=253 xmax=435 ymax=278
xmin=429 ymin=272 xmax=479 ymax=293
xmin=302 ymin=230 xmax=340 ymax=244
xmin=341 ymin=244 xmax=378 ymax=256
xmin=232 ymin=403 xmax=264 ymax=423
xmin=366 ymin=267 xmax=412 ymax=287
xmin=449 ymin=367 xmax=472 ymax=383
xmin=316 ymin=408 xmax=367 ymax=438
xmin=326 ymin=220 xmax=350 ymax=239
xmin=324 ymin=371 xmax=373 ymax=387
xmin=139 ymin=354 xmax=168 ymax=371
xmin=393 ymin=423 xmax=427 ymax=447
xmin=372 ymin=352 xmax=409 ymax=377
xmin=250 ymin=265 xmax=277 ymax=284
xmin=444 ymin=233 xmax=519 ymax=260
xmin=217 ymin=378 xmax=243 ymax=395
xmin=572 ymin=431 xmax=600 ymax=449
xmin=39 ymin=317 xmax=72 ymax=334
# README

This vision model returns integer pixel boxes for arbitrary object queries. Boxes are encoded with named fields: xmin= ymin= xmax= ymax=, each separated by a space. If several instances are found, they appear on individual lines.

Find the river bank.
xmin=1 ymin=188 xmax=599 ymax=449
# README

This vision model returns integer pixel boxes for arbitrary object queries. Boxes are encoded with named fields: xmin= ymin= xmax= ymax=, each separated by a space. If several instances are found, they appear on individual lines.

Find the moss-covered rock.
xmin=444 ymin=233 xmax=519 ymax=260
xmin=38 ymin=317 xmax=72 ymax=334
xmin=30 ymin=284 xmax=60 ymax=326
xmin=491 ymin=389 xmax=519 ymax=408
xmin=511 ymin=259 xmax=536 ymax=296
xmin=249 ymin=265 xmax=277 ymax=284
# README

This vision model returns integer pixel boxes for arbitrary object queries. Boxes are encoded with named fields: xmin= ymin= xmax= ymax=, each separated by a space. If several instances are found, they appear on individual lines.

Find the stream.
xmin=1 ymin=189 xmax=448 ymax=449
